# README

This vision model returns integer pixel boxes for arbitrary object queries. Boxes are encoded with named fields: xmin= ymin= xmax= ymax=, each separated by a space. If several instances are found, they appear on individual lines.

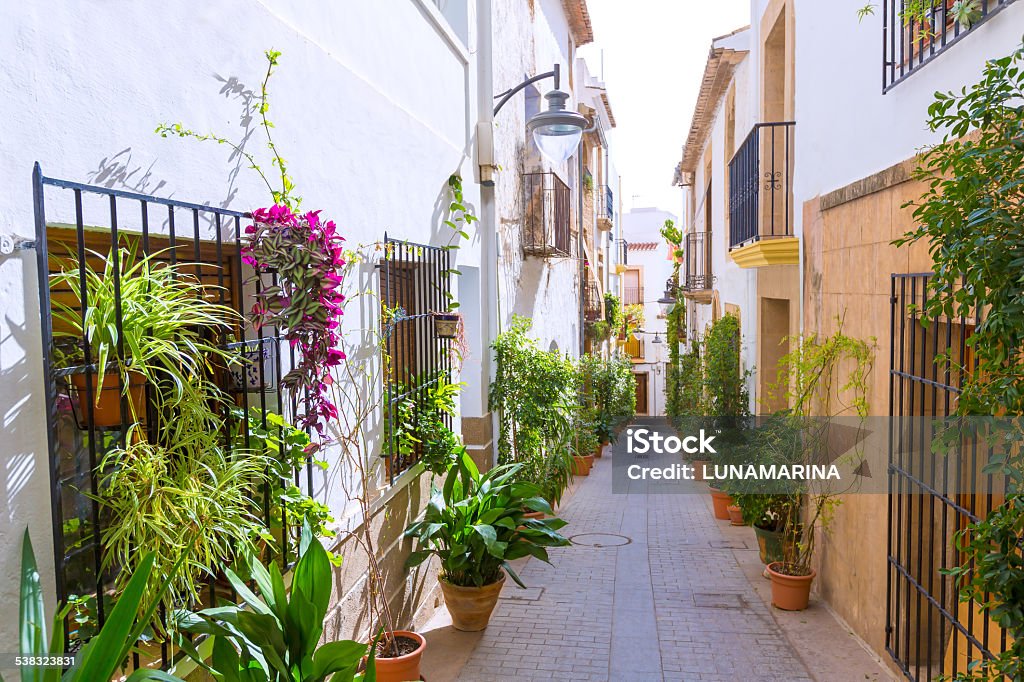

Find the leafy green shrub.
xmin=490 ymin=316 xmax=578 ymax=501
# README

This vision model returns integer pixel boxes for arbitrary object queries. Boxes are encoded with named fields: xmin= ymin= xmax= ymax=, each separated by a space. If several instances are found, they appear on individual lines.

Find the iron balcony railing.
xmin=598 ymin=184 xmax=614 ymax=223
xmin=883 ymin=0 xmax=1018 ymax=92
xmin=523 ymin=171 xmax=573 ymax=257
xmin=683 ymin=231 xmax=712 ymax=291
xmin=583 ymin=282 xmax=602 ymax=321
xmin=728 ymin=121 xmax=795 ymax=250
xmin=622 ymin=286 xmax=644 ymax=306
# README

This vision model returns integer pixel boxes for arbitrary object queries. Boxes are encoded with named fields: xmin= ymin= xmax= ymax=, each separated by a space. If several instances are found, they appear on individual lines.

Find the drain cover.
xmin=501 ymin=587 xmax=543 ymax=601
xmin=569 ymin=533 xmax=632 ymax=547
xmin=693 ymin=593 xmax=747 ymax=609
xmin=709 ymin=539 xmax=749 ymax=549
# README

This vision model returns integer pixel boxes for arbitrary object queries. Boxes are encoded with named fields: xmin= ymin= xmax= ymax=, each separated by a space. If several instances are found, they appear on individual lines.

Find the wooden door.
xmin=634 ymin=372 xmax=649 ymax=415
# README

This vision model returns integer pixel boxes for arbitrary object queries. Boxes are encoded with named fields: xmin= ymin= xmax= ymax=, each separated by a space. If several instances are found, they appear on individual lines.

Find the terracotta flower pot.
xmin=583 ymin=453 xmax=595 ymax=470
xmin=594 ymin=444 xmax=604 ymax=459
xmin=572 ymin=455 xmax=590 ymax=477
xmin=374 ymin=630 xmax=426 ymax=682
xmin=440 ymin=572 xmax=506 ymax=631
xmin=70 ymin=371 xmax=146 ymax=427
xmin=766 ymin=563 xmax=816 ymax=611
xmin=709 ymin=488 xmax=733 ymax=520
xmin=727 ymin=505 xmax=745 ymax=526
xmin=692 ymin=459 xmax=710 ymax=482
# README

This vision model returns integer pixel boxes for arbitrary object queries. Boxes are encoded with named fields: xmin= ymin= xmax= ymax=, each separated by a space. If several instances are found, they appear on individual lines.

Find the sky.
xmin=578 ymin=0 xmax=751 ymax=219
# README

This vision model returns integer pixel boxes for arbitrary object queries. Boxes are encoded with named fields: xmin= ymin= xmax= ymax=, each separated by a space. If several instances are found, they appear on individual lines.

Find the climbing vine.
xmin=896 ymin=41 xmax=1024 ymax=681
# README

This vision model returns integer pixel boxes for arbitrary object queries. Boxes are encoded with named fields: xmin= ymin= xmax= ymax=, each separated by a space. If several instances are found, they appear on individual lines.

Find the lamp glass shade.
xmin=532 ymin=127 xmax=584 ymax=165
xmin=527 ymin=89 xmax=588 ymax=165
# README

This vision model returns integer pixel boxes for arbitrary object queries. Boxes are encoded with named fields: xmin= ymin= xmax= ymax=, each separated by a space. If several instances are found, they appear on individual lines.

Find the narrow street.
xmin=422 ymin=418 xmax=894 ymax=682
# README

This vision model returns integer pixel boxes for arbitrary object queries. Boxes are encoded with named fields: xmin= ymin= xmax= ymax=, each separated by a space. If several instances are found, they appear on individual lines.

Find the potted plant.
xmin=404 ymin=449 xmax=571 ymax=631
xmin=178 ymin=523 xmax=376 ymax=681
xmin=51 ymin=245 xmax=240 ymax=427
xmin=762 ymin=324 xmax=875 ymax=610
xmin=432 ymin=310 xmax=462 ymax=339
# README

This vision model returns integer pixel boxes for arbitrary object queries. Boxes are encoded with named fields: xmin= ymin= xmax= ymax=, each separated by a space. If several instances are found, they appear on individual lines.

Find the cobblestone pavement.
xmin=451 ymin=418 xmax=888 ymax=682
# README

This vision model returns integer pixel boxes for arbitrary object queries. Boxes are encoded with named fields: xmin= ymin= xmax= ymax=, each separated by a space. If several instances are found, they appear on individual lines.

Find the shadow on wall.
xmin=82 ymin=70 xmax=266 ymax=234
xmin=1 ymin=252 xmax=58 ymax=624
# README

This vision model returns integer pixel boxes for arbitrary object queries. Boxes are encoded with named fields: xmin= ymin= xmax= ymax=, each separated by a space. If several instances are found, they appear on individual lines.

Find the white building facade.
xmin=621 ymin=208 xmax=676 ymax=417
xmin=0 ymin=0 xmax=618 ymax=655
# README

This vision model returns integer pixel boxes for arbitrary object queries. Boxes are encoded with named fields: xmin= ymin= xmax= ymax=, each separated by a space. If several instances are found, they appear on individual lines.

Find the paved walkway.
xmin=422 ymin=418 xmax=894 ymax=682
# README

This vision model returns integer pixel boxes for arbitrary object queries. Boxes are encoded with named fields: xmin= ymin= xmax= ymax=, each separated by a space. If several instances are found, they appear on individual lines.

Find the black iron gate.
xmin=32 ymin=163 xmax=308 ymax=669
xmin=380 ymin=235 xmax=453 ymax=483
xmin=886 ymin=272 xmax=1007 ymax=680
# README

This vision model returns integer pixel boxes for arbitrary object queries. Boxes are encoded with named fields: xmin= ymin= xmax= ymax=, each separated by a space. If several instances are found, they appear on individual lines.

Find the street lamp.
xmin=492 ymin=64 xmax=590 ymax=166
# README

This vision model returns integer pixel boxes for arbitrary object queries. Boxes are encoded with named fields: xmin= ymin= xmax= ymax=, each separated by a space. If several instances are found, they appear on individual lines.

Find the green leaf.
xmin=20 ymin=531 xmax=47 ymax=681
xmin=309 ymin=640 xmax=367 ymax=682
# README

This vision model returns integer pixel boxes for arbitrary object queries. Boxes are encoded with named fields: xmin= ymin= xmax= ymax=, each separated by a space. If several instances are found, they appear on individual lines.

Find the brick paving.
xmin=451 ymin=418 xmax=869 ymax=681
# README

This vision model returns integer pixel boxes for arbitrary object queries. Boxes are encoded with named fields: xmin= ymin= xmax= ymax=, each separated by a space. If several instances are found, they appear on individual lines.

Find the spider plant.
xmin=50 ymin=245 xmax=241 ymax=408
xmin=98 ymin=423 xmax=272 ymax=629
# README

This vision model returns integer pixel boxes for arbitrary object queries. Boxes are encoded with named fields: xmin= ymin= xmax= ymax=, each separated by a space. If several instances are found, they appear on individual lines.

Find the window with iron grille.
xmin=886 ymin=272 xmax=1009 ymax=680
xmin=380 ymin=236 xmax=454 ymax=483
xmin=882 ymin=0 xmax=1018 ymax=92
xmin=32 ymin=164 xmax=306 ymax=670
xmin=522 ymin=171 xmax=573 ymax=257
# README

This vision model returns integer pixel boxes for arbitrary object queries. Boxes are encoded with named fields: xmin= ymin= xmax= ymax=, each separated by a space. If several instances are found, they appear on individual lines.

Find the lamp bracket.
xmin=493 ymin=64 xmax=560 ymax=117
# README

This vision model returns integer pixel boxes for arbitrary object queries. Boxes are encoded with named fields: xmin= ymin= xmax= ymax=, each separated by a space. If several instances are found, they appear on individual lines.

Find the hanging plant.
xmin=243 ymin=205 xmax=347 ymax=439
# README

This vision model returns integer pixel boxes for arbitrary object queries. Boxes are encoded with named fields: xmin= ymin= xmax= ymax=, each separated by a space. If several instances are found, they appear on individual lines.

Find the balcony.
xmin=622 ymin=286 xmax=644 ymax=306
xmin=728 ymin=122 xmax=798 ymax=268
xmin=883 ymin=0 xmax=1018 ymax=92
xmin=583 ymin=281 xmax=602 ymax=321
xmin=523 ymin=171 xmax=573 ymax=258
xmin=597 ymin=184 xmax=614 ymax=231
xmin=682 ymin=231 xmax=713 ymax=303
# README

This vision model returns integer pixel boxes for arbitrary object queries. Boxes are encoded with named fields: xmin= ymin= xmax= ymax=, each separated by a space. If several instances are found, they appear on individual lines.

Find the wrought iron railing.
xmin=886 ymin=272 xmax=1005 ymax=681
xmin=583 ymin=282 xmax=602 ymax=321
xmin=683 ymin=231 xmax=712 ymax=291
xmin=32 ymin=163 xmax=301 ymax=670
xmin=882 ymin=0 xmax=1018 ymax=92
xmin=598 ymin=184 xmax=614 ymax=223
xmin=728 ymin=121 xmax=795 ymax=249
xmin=622 ymin=286 xmax=644 ymax=306
xmin=522 ymin=171 xmax=572 ymax=257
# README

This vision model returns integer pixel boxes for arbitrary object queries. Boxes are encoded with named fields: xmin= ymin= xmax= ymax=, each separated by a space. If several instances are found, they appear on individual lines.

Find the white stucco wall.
xmin=491 ymin=0 xmax=584 ymax=356
xmin=0 ymin=0 xmax=481 ymax=646
xmin=792 ymin=0 xmax=1024 ymax=212
xmin=682 ymin=45 xmax=759 ymax=402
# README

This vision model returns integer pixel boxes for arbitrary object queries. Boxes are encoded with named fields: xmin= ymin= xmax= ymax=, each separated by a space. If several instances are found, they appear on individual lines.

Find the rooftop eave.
xmin=679 ymin=30 xmax=750 ymax=175
xmin=562 ymin=0 xmax=595 ymax=46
